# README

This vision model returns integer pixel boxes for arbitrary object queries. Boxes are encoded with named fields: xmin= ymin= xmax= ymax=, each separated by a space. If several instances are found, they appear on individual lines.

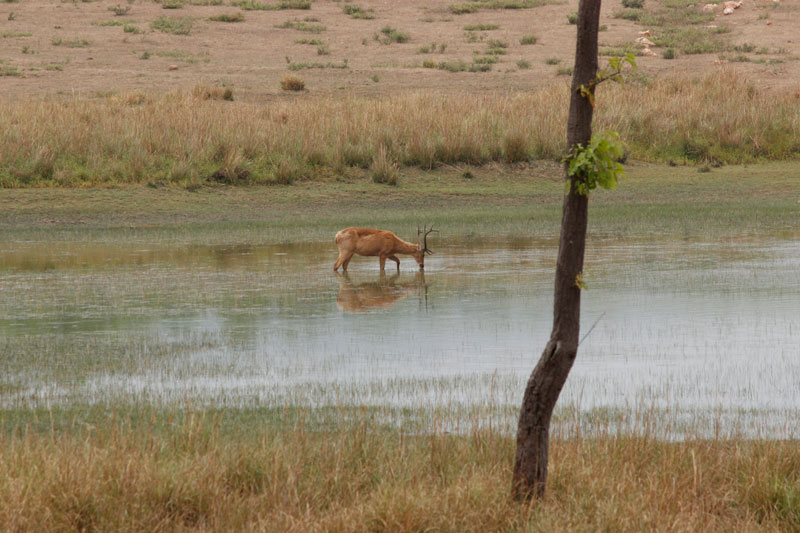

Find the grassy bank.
xmin=1 ymin=162 xmax=799 ymax=241
xmin=2 ymin=70 xmax=800 ymax=187
xmin=1 ymin=411 xmax=798 ymax=531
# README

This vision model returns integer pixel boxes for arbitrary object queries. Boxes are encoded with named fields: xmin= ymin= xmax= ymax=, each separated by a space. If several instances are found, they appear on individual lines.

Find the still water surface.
xmin=1 ymin=234 xmax=799 ymax=435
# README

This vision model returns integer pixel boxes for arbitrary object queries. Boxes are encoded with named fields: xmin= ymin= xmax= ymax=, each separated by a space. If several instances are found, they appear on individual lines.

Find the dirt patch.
xmin=1 ymin=0 xmax=798 ymax=100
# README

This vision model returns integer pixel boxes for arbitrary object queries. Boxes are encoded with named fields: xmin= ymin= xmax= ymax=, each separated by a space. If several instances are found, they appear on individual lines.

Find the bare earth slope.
xmin=1 ymin=0 xmax=798 ymax=99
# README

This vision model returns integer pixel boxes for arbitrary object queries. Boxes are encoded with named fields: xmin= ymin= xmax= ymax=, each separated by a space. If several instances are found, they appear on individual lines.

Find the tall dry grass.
xmin=1 ymin=70 xmax=799 ymax=187
xmin=0 ymin=413 xmax=798 ymax=531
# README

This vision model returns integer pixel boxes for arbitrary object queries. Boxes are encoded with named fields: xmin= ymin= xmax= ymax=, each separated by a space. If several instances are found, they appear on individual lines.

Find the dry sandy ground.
xmin=0 ymin=0 xmax=798 ymax=100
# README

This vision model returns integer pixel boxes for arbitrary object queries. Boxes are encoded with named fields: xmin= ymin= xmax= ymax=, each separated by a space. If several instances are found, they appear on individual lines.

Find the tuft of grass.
xmin=161 ymin=0 xmax=184 ymax=9
xmin=516 ymin=59 xmax=530 ymax=69
xmin=417 ymin=42 xmax=446 ymax=54
xmin=449 ymin=3 xmax=480 ymax=14
xmin=287 ymin=60 xmax=347 ymax=70
xmin=234 ymin=0 xmax=310 ymax=9
xmin=662 ymin=47 xmax=676 ymax=59
xmin=377 ymin=26 xmax=409 ymax=44
xmin=51 ymin=37 xmax=91 ymax=47
xmin=295 ymin=37 xmax=323 ymax=45
xmin=150 ymin=16 xmax=193 ymax=35
xmin=520 ymin=34 xmax=537 ymax=45
xmin=342 ymin=4 xmax=374 ymax=19
xmin=191 ymin=84 xmax=234 ymax=101
xmin=123 ymin=23 xmax=141 ymax=33
xmin=277 ymin=20 xmax=326 ymax=32
xmin=209 ymin=12 xmax=244 ymax=22
xmin=108 ymin=4 xmax=130 ymax=15
xmin=280 ymin=75 xmax=305 ymax=91
xmin=370 ymin=145 xmax=399 ymax=185
xmin=1 ymin=30 xmax=32 ymax=37
xmin=556 ymin=66 xmax=572 ymax=75
xmin=464 ymin=23 xmax=499 ymax=30
xmin=622 ymin=0 xmax=644 ymax=7
xmin=0 ymin=64 xmax=23 ymax=77
xmin=566 ymin=11 xmax=577 ymax=24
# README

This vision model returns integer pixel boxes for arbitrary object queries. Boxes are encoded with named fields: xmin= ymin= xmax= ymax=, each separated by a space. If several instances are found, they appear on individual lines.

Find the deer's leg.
xmin=379 ymin=255 xmax=387 ymax=271
xmin=335 ymin=250 xmax=354 ymax=271
xmin=388 ymin=254 xmax=400 ymax=272
xmin=341 ymin=254 xmax=353 ymax=271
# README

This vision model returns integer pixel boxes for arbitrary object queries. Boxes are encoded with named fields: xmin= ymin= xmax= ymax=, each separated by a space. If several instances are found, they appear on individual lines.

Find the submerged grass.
xmin=0 ymin=409 xmax=797 ymax=531
xmin=1 ymin=70 xmax=799 ymax=187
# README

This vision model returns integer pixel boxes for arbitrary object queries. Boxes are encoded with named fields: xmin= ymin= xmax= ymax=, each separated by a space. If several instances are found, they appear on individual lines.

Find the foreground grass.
xmin=0 ymin=410 xmax=797 ymax=531
xmin=2 ymin=70 xmax=799 ymax=187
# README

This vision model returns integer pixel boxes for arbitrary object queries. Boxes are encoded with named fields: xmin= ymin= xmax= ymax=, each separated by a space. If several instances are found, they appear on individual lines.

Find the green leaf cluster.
xmin=564 ymin=131 xmax=625 ymax=196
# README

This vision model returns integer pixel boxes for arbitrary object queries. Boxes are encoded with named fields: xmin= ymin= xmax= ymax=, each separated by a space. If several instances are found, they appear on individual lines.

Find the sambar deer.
xmin=333 ymin=225 xmax=437 ymax=272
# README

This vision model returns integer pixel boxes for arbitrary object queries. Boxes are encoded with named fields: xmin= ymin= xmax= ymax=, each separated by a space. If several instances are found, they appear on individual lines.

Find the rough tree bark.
xmin=512 ymin=0 xmax=602 ymax=500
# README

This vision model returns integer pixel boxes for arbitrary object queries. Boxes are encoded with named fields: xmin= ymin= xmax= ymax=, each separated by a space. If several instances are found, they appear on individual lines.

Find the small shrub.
xmin=162 ymin=0 xmax=184 ymax=9
xmin=192 ymin=84 xmax=234 ymax=100
xmin=277 ymin=20 xmax=326 ymax=32
xmin=566 ymin=11 xmax=577 ymax=24
xmin=0 ymin=64 xmax=22 ymax=77
xmin=545 ymin=57 xmax=560 ymax=65
xmin=473 ymin=55 xmax=497 ymax=64
xmin=520 ymin=34 xmax=537 ymax=45
xmin=378 ymin=26 xmax=409 ymax=44
xmin=464 ymin=23 xmax=499 ymax=30
xmin=280 ymin=75 xmax=305 ymax=91
xmin=662 ymin=47 xmax=675 ymax=59
xmin=733 ymin=42 xmax=756 ymax=53
xmin=51 ymin=37 xmax=91 ymax=47
xmin=343 ymin=4 xmax=374 ymax=19
xmin=151 ymin=17 xmax=193 ymax=35
xmin=316 ymin=44 xmax=329 ymax=55
xmin=123 ymin=23 xmax=141 ymax=33
xmin=209 ymin=12 xmax=244 ymax=22
xmin=449 ymin=3 xmax=479 ymax=14
xmin=140 ymin=51 xmax=151 ymax=59
xmin=516 ymin=59 xmax=530 ymax=69
xmin=621 ymin=0 xmax=643 ymax=8
xmin=109 ymin=4 xmax=130 ymax=15
xmin=556 ymin=66 xmax=572 ymax=75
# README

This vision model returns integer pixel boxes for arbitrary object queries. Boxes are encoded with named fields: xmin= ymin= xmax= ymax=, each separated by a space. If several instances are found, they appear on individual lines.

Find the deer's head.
xmin=415 ymin=225 xmax=437 ymax=270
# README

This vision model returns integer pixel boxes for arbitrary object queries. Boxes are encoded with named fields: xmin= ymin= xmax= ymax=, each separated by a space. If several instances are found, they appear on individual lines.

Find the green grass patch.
xmin=277 ymin=20 xmax=326 ymax=32
xmin=342 ymin=4 xmax=374 ymax=19
xmin=287 ymin=60 xmax=348 ymax=70
xmin=233 ymin=0 xmax=310 ymax=9
xmin=1 ymin=30 xmax=32 ymax=37
xmin=154 ymin=49 xmax=207 ymax=62
xmin=464 ymin=23 xmax=499 ymax=30
xmin=51 ymin=37 xmax=90 ymax=47
xmin=520 ymin=34 xmax=537 ymax=45
xmin=150 ymin=16 xmax=193 ymax=35
xmin=377 ymin=26 xmax=410 ymax=44
xmin=209 ymin=12 xmax=244 ymax=22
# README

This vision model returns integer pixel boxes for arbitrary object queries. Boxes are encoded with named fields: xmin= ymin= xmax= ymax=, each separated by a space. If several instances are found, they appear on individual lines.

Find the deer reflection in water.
xmin=335 ymin=271 xmax=428 ymax=313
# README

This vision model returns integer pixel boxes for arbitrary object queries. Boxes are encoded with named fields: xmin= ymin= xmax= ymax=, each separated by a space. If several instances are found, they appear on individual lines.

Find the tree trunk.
xmin=512 ymin=0 xmax=602 ymax=501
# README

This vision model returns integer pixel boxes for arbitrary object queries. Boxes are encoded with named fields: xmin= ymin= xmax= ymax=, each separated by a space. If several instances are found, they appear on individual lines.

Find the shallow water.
xmin=1 ymin=233 xmax=799 ymax=436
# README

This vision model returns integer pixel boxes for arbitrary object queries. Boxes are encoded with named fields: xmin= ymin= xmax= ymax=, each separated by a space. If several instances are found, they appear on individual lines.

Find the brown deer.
xmin=333 ymin=225 xmax=436 ymax=272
